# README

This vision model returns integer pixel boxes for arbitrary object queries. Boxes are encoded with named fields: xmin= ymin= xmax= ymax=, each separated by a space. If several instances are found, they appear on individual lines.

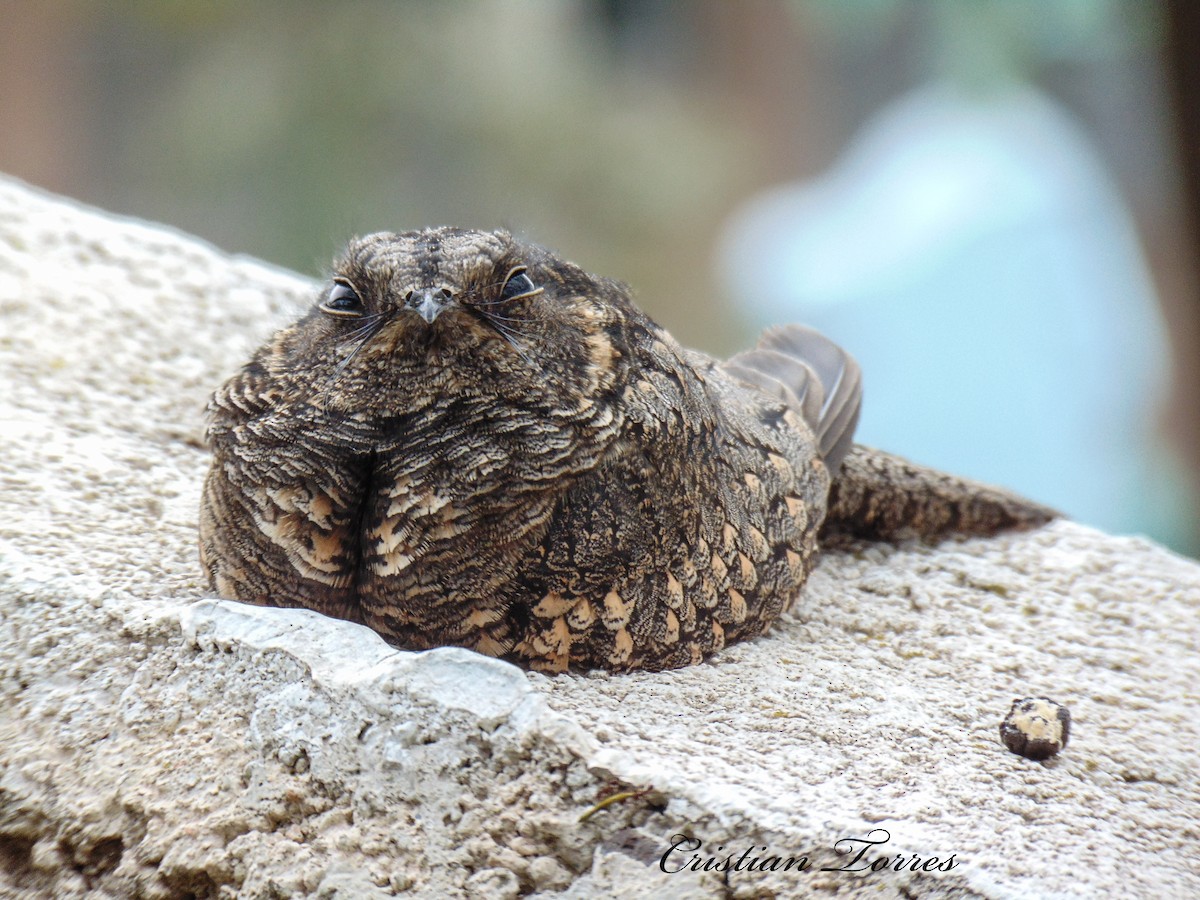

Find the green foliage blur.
xmin=72 ymin=1 xmax=755 ymax=350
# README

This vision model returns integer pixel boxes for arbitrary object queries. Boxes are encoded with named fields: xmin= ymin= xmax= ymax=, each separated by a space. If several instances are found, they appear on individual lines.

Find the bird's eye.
xmin=320 ymin=282 xmax=364 ymax=318
xmin=499 ymin=268 xmax=537 ymax=302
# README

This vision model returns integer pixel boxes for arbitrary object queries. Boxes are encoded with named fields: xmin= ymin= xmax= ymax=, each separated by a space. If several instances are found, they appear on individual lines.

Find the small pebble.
xmin=1000 ymin=697 xmax=1070 ymax=760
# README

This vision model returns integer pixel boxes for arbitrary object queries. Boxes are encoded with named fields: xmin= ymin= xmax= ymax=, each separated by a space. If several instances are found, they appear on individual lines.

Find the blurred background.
xmin=2 ymin=0 xmax=1198 ymax=554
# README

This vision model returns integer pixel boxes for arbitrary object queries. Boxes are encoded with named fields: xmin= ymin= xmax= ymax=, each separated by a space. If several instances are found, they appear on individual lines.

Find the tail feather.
xmin=724 ymin=324 xmax=862 ymax=475
xmin=723 ymin=349 xmax=822 ymax=426
xmin=821 ymin=445 xmax=1058 ymax=545
xmin=722 ymin=324 xmax=1056 ymax=544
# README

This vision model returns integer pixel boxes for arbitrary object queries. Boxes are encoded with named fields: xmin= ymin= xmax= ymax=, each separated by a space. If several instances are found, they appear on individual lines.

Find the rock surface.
xmin=1 ymin=175 xmax=1198 ymax=898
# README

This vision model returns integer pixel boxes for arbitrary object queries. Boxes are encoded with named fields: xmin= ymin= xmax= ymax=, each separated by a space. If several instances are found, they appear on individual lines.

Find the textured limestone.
xmin=1 ymin=175 xmax=1198 ymax=898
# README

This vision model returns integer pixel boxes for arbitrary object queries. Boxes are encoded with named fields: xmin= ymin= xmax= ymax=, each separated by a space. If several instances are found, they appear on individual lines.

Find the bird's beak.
xmin=405 ymin=288 xmax=450 ymax=324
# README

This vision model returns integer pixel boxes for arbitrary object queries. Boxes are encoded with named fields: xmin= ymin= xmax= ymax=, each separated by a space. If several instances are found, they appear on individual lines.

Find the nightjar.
xmin=200 ymin=229 xmax=1053 ymax=672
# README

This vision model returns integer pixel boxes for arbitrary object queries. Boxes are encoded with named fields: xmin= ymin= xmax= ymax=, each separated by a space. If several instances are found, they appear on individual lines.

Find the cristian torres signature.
xmin=659 ymin=829 xmax=959 ymax=876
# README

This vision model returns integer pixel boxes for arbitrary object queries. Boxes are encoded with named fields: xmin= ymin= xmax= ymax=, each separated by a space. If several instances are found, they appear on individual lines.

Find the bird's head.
xmin=272 ymin=228 xmax=637 ymax=420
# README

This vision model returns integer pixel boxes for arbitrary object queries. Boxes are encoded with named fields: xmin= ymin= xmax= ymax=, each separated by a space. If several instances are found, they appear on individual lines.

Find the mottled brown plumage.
xmin=199 ymin=228 xmax=1054 ymax=672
